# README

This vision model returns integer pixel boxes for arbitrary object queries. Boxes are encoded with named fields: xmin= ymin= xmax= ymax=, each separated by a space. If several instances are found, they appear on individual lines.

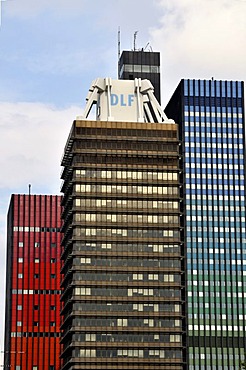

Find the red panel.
xmin=5 ymin=195 xmax=63 ymax=370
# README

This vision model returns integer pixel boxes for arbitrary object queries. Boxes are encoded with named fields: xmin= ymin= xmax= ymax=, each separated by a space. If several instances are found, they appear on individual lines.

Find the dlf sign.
xmin=111 ymin=94 xmax=135 ymax=107
xmin=98 ymin=79 xmax=143 ymax=122
xmin=81 ymin=77 xmax=171 ymax=123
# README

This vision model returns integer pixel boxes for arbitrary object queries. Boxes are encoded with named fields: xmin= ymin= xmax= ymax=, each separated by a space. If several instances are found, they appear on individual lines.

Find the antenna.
xmin=133 ymin=31 xmax=138 ymax=51
xmin=144 ymin=42 xmax=150 ymax=51
xmin=28 ymin=184 xmax=31 ymax=196
xmin=118 ymin=26 xmax=121 ymax=79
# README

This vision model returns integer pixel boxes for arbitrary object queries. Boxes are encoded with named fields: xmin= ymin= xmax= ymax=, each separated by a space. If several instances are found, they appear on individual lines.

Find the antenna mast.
xmin=133 ymin=31 xmax=138 ymax=51
xmin=118 ymin=27 xmax=121 ymax=79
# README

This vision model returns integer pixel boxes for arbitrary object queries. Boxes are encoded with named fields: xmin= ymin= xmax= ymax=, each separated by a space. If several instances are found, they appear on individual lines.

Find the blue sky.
xmin=0 ymin=0 xmax=246 ymax=362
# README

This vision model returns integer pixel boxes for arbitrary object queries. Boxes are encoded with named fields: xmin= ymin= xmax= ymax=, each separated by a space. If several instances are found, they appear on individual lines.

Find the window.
xmin=34 ymin=305 xmax=39 ymax=310
xmin=17 ymin=305 xmax=22 ymax=310
xmin=33 ymin=367 xmax=38 ymax=370
xmin=34 ymin=242 xmax=39 ymax=248
xmin=50 ymin=322 xmax=55 ymax=327
xmin=33 ymin=322 xmax=38 ymax=327
xmin=18 ymin=273 xmax=23 ymax=279
xmin=16 ymin=367 xmax=21 ymax=370
xmin=50 ymin=274 xmax=56 ymax=279
xmin=18 ymin=258 xmax=23 ymax=263
xmin=17 ymin=321 xmax=22 ymax=326
xmin=50 ymin=305 xmax=55 ymax=311
xmin=50 ymin=258 xmax=56 ymax=263
xmin=34 ymin=274 xmax=39 ymax=278
xmin=51 ymin=243 xmax=56 ymax=248
xmin=49 ymin=367 xmax=54 ymax=370
xmin=34 ymin=258 xmax=39 ymax=263
xmin=18 ymin=242 xmax=23 ymax=248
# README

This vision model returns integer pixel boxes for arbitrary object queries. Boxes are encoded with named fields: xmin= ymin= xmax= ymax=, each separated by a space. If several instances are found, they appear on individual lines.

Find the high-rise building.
xmin=165 ymin=79 xmax=246 ymax=369
xmin=60 ymin=78 xmax=186 ymax=369
xmin=119 ymin=50 xmax=161 ymax=103
xmin=4 ymin=194 xmax=62 ymax=370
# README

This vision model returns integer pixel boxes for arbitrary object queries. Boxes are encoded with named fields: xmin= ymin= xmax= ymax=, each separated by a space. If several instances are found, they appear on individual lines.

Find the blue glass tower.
xmin=165 ymin=79 xmax=246 ymax=369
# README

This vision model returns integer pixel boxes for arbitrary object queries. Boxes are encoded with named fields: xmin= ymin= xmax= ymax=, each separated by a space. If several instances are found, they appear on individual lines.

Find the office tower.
xmin=119 ymin=50 xmax=161 ymax=103
xmin=60 ymin=78 xmax=186 ymax=369
xmin=165 ymin=79 xmax=246 ymax=369
xmin=4 ymin=194 xmax=62 ymax=370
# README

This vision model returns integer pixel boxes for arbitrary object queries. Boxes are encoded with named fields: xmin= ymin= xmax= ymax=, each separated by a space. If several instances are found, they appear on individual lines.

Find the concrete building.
xmin=4 ymin=194 xmax=62 ymax=370
xmin=60 ymin=78 xmax=186 ymax=369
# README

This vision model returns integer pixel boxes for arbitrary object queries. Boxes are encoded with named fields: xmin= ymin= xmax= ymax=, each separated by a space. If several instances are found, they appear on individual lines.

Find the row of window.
xmin=122 ymin=64 xmax=160 ymax=73
xmin=71 ymin=302 xmax=181 ymax=313
xmin=74 ymin=198 xmax=179 ymax=210
xmin=17 ymin=258 xmax=57 ymax=266
xmin=17 ymin=273 xmax=56 ymax=279
xmin=73 ymin=228 xmax=180 ymax=239
xmin=188 ymin=291 xmax=245 ymax=298
xmin=18 ymin=242 xmax=57 ymax=250
xmin=73 ymin=272 xmax=180 ymax=283
xmin=186 ymin=204 xmax=243 ymax=211
xmin=15 ymin=367 xmax=55 ymax=370
xmin=74 ymin=213 xmax=179 ymax=225
xmin=187 ymin=279 xmax=244 ymax=286
xmin=188 ymin=302 xmax=244 ymax=309
xmin=185 ymin=153 xmax=243 ymax=160
xmin=186 ymin=195 xmax=244 ymax=201
xmin=75 ymin=127 xmax=176 ymax=138
xmin=75 ymin=169 xmax=178 ymax=181
xmin=184 ymin=79 xmax=242 ymax=98
xmin=71 ymin=317 xmax=181 ymax=328
xmin=72 ymin=242 xmax=180 ymax=253
xmin=74 ymin=257 xmax=180 ymax=268
xmin=185 ymin=142 xmax=243 ymax=149
xmin=17 ymin=305 xmax=56 ymax=311
xmin=13 ymin=227 xmax=60 ymax=232
xmin=185 ymin=132 xmax=243 ymax=139
xmin=12 ymin=289 xmax=61 ymax=294
xmin=11 ymin=332 xmax=60 ymax=337
xmin=75 ymin=184 xmax=179 ymax=195
xmin=72 ymin=332 xmax=181 ymax=343
xmin=184 ymin=112 xmax=243 ymax=119
xmin=75 ymin=140 xmax=178 ymax=152
xmin=16 ymin=321 xmax=56 ymax=327
xmin=76 ymin=348 xmax=181 ymax=359
xmin=74 ymin=287 xmax=181 ymax=298
xmin=188 ymin=324 xmax=245 ymax=332
xmin=188 ymin=313 xmax=245 ymax=320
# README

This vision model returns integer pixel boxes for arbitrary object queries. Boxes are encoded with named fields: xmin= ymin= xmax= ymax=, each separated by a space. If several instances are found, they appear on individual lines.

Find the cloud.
xmin=150 ymin=0 xmax=246 ymax=103
xmin=0 ymin=102 xmax=81 ymax=191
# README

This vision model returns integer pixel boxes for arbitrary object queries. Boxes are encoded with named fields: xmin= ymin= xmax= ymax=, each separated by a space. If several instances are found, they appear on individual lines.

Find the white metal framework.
xmin=79 ymin=78 xmax=174 ymax=124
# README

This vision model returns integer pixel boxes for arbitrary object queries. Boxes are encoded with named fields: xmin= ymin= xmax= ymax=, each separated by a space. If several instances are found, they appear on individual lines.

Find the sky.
xmin=0 ymin=0 xmax=246 ymax=363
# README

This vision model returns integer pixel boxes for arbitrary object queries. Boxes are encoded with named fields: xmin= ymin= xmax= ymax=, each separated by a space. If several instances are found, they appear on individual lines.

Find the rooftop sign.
xmin=79 ymin=78 xmax=174 ymax=124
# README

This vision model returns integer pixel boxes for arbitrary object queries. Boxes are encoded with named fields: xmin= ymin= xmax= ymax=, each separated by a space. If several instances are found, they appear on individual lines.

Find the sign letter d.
xmin=111 ymin=94 xmax=118 ymax=106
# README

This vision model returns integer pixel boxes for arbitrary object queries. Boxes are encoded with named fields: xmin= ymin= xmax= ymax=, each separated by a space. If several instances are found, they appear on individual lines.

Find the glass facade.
xmin=165 ymin=79 xmax=246 ymax=369
xmin=60 ymin=120 xmax=186 ymax=369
